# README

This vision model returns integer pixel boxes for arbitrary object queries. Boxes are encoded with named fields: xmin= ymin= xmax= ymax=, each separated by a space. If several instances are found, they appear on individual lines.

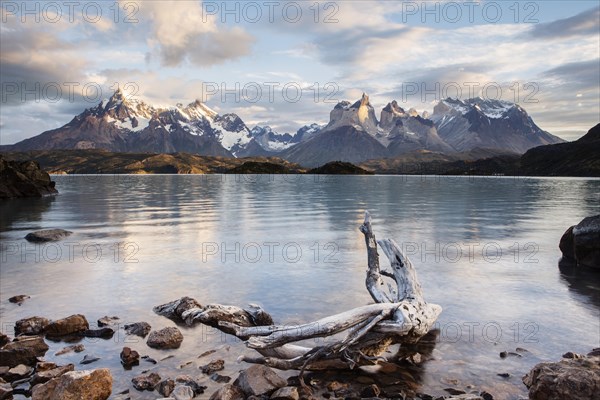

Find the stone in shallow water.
xmin=97 ymin=316 xmax=119 ymax=327
xmin=131 ymin=372 xmax=161 ymax=391
xmin=55 ymin=344 xmax=85 ymax=356
xmin=146 ymin=327 xmax=184 ymax=349
xmin=15 ymin=316 xmax=50 ymax=336
xmin=0 ymin=336 xmax=49 ymax=367
xmin=234 ymin=365 xmax=286 ymax=397
xmin=124 ymin=322 xmax=151 ymax=337
xmin=200 ymin=359 xmax=225 ymax=374
xmin=9 ymin=295 xmax=30 ymax=304
xmin=45 ymin=314 xmax=89 ymax=337
xmin=32 ymin=368 xmax=112 ymax=400
xmin=25 ymin=229 xmax=72 ymax=243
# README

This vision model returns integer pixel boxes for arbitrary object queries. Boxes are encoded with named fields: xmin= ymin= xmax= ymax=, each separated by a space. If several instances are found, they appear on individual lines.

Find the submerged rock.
xmin=147 ymin=327 xmax=184 ymax=349
xmin=523 ymin=352 xmax=600 ymax=399
xmin=25 ymin=229 xmax=72 ymax=243
xmin=559 ymin=215 xmax=600 ymax=269
xmin=55 ymin=344 xmax=85 ymax=356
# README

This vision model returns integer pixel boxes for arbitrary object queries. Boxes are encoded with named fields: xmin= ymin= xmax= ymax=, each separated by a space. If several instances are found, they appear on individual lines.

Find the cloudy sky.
xmin=1 ymin=0 xmax=598 ymax=144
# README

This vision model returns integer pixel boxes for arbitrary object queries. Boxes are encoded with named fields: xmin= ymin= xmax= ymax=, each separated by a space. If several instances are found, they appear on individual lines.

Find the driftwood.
xmin=194 ymin=211 xmax=442 ymax=372
xmin=158 ymin=212 xmax=441 ymax=373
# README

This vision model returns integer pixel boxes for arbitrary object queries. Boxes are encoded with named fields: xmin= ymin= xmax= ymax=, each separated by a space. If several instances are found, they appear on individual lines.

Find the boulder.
xmin=0 ymin=382 xmax=13 ymax=399
xmin=0 ymin=156 xmax=58 ymax=198
xmin=0 ymin=336 xmax=49 ymax=367
xmin=15 ymin=316 xmax=50 ymax=336
xmin=523 ymin=353 xmax=600 ymax=399
xmin=31 ymin=363 xmax=74 ymax=385
xmin=124 ymin=322 xmax=151 ymax=337
xmin=560 ymin=215 xmax=600 ymax=269
xmin=25 ymin=229 xmax=72 ymax=243
xmin=131 ymin=372 xmax=161 ymax=391
xmin=147 ymin=327 xmax=184 ymax=349
xmin=32 ymin=368 xmax=112 ymax=400
xmin=234 ymin=365 xmax=286 ymax=397
xmin=209 ymin=383 xmax=245 ymax=400
xmin=45 ymin=314 xmax=89 ymax=337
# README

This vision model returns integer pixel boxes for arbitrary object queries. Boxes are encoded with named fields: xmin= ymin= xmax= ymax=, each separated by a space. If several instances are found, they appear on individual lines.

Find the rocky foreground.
xmin=0 ymin=155 xmax=58 ymax=198
xmin=2 ymin=295 xmax=598 ymax=400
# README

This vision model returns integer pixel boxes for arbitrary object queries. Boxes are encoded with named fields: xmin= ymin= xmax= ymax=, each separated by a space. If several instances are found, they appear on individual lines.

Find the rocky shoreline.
xmin=2 ymin=295 xmax=598 ymax=400
xmin=0 ymin=155 xmax=58 ymax=199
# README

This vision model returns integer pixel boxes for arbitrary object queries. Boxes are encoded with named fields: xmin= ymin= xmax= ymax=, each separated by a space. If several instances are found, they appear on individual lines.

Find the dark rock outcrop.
xmin=560 ymin=215 xmax=600 ymax=269
xmin=0 ymin=155 xmax=58 ymax=198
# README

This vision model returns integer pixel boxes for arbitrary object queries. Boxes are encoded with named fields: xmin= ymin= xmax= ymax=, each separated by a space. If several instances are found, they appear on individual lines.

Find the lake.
xmin=1 ymin=175 xmax=599 ymax=399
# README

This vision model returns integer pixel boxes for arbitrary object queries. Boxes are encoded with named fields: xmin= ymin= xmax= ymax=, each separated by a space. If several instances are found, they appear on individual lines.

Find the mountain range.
xmin=2 ymin=89 xmax=566 ymax=167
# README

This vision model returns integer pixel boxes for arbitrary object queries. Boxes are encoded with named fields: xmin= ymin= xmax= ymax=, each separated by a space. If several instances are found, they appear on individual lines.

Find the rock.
xmin=271 ymin=386 xmax=299 ymax=400
xmin=360 ymin=384 xmax=381 ymax=398
xmin=497 ymin=373 xmax=510 ymax=378
xmin=31 ymin=364 xmax=74 ymax=385
xmin=211 ymin=373 xmax=231 ymax=383
xmin=0 ymin=333 xmax=9 ymax=347
xmin=81 ymin=328 xmax=114 ymax=339
xmin=0 ymin=156 xmax=58 ymax=198
xmin=563 ymin=351 xmax=584 ymax=359
xmin=559 ymin=215 xmax=600 ymax=269
xmin=523 ymin=353 xmax=600 ymax=400
xmin=201 ymin=359 xmax=225 ymax=374
xmin=8 ymin=295 xmax=30 ymax=304
xmin=124 ymin=322 xmax=151 ymax=337
xmin=175 ymin=375 xmax=207 ymax=395
xmin=15 ymin=316 xmax=50 ymax=336
xmin=326 ymin=381 xmax=346 ymax=392
xmin=120 ymin=347 xmax=139 ymax=367
xmin=172 ymin=384 xmax=195 ymax=400
xmin=154 ymin=297 xmax=203 ymax=323
xmin=132 ymin=372 xmax=161 ymax=391
xmin=25 ymin=229 xmax=72 ymax=243
xmin=35 ymin=361 xmax=57 ymax=371
xmin=55 ymin=344 xmax=85 ymax=356
xmin=32 ymin=378 xmax=59 ymax=400
xmin=80 ymin=355 xmax=100 ymax=365
xmin=234 ymin=365 xmax=286 ymax=397
xmin=0 ymin=336 xmax=49 ymax=367
xmin=5 ymin=364 xmax=33 ymax=381
xmin=186 ymin=304 xmax=271 ymax=334
xmin=156 ymin=378 xmax=175 ymax=397
xmin=97 ymin=316 xmax=119 ymax=327
xmin=34 ymin=368 xmax=112 ymax=400
xmin=45 ymin=314 xmax=89 ymax=337
xmin=444 ymin=388 xmax=467 ymax=395
xmin=209 ymin=384 xmax=245 ymax=400
xmin=0 ymin=382 xmax=13 ymax=399
xmin=147 ymin=327 xmax=184 ymax=349
xmin=142 ymin=355 xmax=157 ymax=364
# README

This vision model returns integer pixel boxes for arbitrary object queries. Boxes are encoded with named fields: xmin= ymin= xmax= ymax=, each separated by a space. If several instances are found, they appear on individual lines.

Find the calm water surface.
xmin=1 ymin=175 xmax=599 ymax=399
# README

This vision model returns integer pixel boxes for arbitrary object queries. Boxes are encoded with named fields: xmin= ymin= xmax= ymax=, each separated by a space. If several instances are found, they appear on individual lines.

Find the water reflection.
xmin=558 ymin=259 xmax=600 ymax=308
